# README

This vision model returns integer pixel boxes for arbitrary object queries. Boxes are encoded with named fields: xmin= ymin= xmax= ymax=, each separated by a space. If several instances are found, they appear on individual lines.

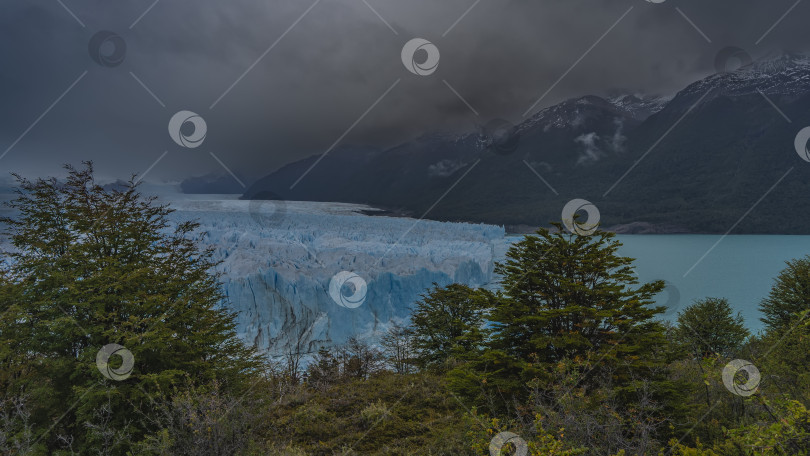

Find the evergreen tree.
xmin=0 ymin=163 xmax=262 ymax=454
xmin=674 ymin=298 xmax=749 ymax=358
xmin=755 ymin=257 xmax=810 ymax=402
xmin=409 ymin=283 xmax=491 ymax=369
xmin=307 ymin=347 xmax=340 ymax=388
xmin=760 ymin=256 xmax=810 ymax=333
xmin=487 ymin=225 xmax=666 ymax=386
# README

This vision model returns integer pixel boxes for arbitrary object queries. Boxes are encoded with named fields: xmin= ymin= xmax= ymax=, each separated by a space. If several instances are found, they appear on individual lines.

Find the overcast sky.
xmin=0 ymin=0 xmax=807 ymax=184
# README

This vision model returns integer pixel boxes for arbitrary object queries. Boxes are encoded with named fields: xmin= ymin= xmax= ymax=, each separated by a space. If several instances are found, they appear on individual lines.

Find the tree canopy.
xmin=0 ymin=163 xmax=262 ymax=454
xmin=483 ymin=225 xmax=668 ymax=395
xmin=760 ymin=256 xmax=810 ymax=333
xmin=674 ymin=298 xmax=749 ymax=358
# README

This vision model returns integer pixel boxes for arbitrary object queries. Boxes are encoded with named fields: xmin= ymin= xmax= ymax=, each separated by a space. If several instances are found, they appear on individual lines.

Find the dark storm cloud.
xmin=0 ymin=0 xmax=807 ymax=183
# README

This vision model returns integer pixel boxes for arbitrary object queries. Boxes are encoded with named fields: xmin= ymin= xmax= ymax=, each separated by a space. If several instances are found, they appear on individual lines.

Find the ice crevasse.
xmin=168 ymin=198 xmax=506 ymax=357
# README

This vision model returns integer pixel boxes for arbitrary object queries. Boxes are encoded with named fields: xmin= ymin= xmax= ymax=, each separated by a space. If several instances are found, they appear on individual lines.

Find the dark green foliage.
xmin=749 ymin=257 xmax=810 ymax=404
xmin=380 ymin=323 xmax=415 ymax=375
xmin=1 ymin=164 xmax=808 ymax=455
xmin=410 ymin=283 xmax=491 ymax=369
xmin=760 ymin=256 xmax=810 ymax=333
xmin=440 ymin=225 xmax=690 ymax=453
xmin=306 ymin=347 xmax=341 ymax=389
xmin=749 ymin=317 xmax=810 ymax=404
xmin=267 ymin=372 xmax=475 ymax=456
xmin=0 ymin=163 xmax=262 ymax=454
xmin=674 ymin=298 xmax=749 ymax=358
xmin=483 ymin=224 xmax=669 ymax=397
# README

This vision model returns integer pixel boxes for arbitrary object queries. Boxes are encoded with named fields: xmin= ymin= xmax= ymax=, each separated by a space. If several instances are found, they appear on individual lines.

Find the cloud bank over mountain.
xmin=0 ymin=0 xmax=807 ymax=183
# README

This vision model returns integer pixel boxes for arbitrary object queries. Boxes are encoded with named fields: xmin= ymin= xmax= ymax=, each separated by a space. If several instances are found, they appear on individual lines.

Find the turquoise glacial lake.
xmin=618 ymin=235 xmax=810 ymax=332
xmin=507 ymin=235 xmax=810 ymax=332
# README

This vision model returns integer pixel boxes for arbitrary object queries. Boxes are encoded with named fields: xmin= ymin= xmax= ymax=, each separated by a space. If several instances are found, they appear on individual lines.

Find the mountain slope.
xmin=243 ymin=54 xmax=810 ymax=234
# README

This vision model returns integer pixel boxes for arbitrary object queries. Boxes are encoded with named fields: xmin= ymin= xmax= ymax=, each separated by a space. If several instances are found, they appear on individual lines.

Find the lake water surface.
xmin=615 ymin=235 xmax=810 ymax=332
xmin=504 ymin=235 xmax=810 ymax=332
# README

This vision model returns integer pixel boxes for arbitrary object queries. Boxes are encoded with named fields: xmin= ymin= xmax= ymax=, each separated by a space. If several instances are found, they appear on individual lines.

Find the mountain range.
xmin=218 ymin=53 xmax=810 ymax=234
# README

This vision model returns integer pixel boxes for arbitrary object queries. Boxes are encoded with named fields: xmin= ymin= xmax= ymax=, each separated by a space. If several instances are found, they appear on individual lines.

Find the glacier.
xmin=164 ymin=195 xmax=507 ymax=358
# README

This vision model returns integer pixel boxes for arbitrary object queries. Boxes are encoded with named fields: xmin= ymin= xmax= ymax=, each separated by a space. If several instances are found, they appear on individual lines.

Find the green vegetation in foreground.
xmin=1 ymin=163 xmax=810 ymax=455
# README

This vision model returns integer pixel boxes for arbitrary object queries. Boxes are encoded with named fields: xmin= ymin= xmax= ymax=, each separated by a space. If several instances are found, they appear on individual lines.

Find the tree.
xmin=380 ymin=322 xmax=415 ymax=374
xmin=340 ymin=337 xmax=384 ymax=379
xmin=674 ymin=298 xmax=749 ymax=358
xmin=759 ymin=256 xmax=810 ymax=333
xmin=484 ymin=224 xmax=668 ymax=395
xmin=139 ymin=381 xmax=267 ymax=456
xmin=409 ymin=283 xmax=491 ymax=369
xmin=307 ymin=347 xmax=339 ymax=387
xmin=449 ymin=224 xmax=690 ymax=449
xmin=0 ymin=163 xmax=263 ymax=454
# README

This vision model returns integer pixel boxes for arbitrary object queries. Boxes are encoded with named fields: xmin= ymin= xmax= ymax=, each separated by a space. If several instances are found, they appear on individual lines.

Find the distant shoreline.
xmin=172 ymin=194 xmax=807 ymax=236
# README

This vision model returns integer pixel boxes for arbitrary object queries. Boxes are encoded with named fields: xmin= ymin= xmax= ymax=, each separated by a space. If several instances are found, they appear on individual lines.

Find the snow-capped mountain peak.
xmin=680 ymin=51 xmax=810 ymax=101
xmin=606 ymin=93 xmax=672 ymax=120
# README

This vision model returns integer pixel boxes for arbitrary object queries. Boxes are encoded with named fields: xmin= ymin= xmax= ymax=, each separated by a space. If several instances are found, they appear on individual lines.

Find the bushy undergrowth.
xmin=2 ymin=164 xmax=809 ymax=455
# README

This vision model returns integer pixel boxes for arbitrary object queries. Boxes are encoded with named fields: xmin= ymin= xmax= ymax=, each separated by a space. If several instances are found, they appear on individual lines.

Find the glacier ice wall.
xmin=167 ymin=197 xmax=505 ymax=356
